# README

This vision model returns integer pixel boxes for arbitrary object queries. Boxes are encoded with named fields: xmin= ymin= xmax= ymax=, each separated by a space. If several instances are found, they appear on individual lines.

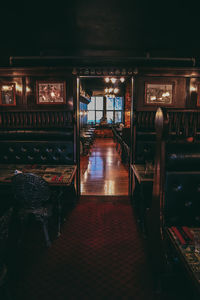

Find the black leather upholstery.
xmin=0 ymin=141 xmax=74 ymax=164
xmin=164 ymin=172 xmax=200 ymax=226
xmin=0 ymin=111 xmax=73 ymax=129
xmin=166 ymin=142 xmax=200 ymax=171
xmin=0 ymin=130 xmax=73 ymax=141
xmin=164 ymin=142 xmax=200 ymax=227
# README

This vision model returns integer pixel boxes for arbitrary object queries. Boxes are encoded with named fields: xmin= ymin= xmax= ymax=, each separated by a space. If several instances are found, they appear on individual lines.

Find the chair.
xmin=0 ymin=207 xmax=13 ymax=300
xmin=12 ymin=173 xmax=52 ymax=247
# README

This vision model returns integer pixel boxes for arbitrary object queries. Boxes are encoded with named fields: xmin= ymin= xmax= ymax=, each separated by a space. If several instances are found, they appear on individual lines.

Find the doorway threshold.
xmin=79 ymin=195 xmax=130 ymax=204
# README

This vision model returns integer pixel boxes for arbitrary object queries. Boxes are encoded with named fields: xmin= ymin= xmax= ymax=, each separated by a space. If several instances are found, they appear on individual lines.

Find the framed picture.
xmin=36 ymin=81 xmax=66 ymax=104
xmin=145 ymin=82 xmax=174 ymax=105
xmin=0 ymin=83 xmax=16 ymax=106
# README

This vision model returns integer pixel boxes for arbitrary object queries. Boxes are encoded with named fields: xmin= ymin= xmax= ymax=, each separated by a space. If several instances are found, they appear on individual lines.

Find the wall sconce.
xmin=26 ymin=86 xmax=31 ymax=93
xmin=190 ymin=79 xmax=198 ymax=107
xmin=15 ymin=83 xmax=22 ymax=92
xmin=190 ymin=78 xmax=197 ymax=92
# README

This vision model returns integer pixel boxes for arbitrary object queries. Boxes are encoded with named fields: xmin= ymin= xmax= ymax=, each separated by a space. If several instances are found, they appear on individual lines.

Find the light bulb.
xmin=105 ymin=77 xmax=110 ymax=83
xmin=111 ymin=77 xmax=116 ymax=83
xmin=120 ymin=77 xmax=125 ymax=83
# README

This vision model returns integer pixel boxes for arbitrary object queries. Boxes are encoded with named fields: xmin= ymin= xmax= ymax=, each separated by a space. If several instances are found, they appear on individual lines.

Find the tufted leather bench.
xmin=0 ymin=141 xmax=74 ymax=165
xmin=0 ymin=130 xmax=74 ymax=165
xmin=164 ymin=142 xmax=200 ymax=227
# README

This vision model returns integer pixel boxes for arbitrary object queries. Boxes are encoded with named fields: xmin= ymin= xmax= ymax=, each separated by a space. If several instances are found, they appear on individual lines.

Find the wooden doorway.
xmin=76 ymin=76 xmax=134 ymax=197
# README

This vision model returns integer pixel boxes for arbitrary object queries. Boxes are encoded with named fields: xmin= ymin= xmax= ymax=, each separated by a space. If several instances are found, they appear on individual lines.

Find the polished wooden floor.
xmin=80 ymin=138 xmax=129 ymax=195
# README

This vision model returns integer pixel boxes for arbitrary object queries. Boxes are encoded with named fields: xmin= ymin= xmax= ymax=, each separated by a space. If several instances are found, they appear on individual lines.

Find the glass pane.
xmin=106 ymin=111 xmax=113 ymax=124
xmin=106 ymin=97 xmax=114 ymax=110
xmin=96 ymin=111 xmax=103 ymax=123
xmin=115 ymin=111 xmax=122 ymax=123
xmin=96 ymin=96 xmax=103 ymax=110
xmin=88 ymin=96 xmax=95 ymax=110
xmin=115 ymin=97 xmax=123 ymax=110
xmin=87 ymin=111 xmax=95 ymax=124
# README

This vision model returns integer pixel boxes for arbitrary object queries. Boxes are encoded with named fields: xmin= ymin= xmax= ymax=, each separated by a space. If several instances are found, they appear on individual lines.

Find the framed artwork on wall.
xmin=0 ymin=83 xmax=16 ymax=106
xmin=36 ymin=81 xmax=66 ymax=104
xmin=145 ymin=82 xmax=174 ymax=105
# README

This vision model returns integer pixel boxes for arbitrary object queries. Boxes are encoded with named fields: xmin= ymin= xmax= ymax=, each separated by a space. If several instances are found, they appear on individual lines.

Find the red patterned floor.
xmin=14 ymin=201 xmax=155 ymax=300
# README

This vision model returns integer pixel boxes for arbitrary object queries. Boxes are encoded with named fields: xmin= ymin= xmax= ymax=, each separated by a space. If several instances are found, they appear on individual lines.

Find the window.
xmin=106 ymin=96 xmax=123 ymax=124
xmin=87 ymin=96 xmax=103 ymax=124
xmin=87 ymin=96 xmax=123 ymax=124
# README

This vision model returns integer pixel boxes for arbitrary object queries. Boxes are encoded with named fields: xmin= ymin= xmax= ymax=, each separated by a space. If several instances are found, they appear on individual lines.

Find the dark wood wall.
xmin=134 ymin=67 xmax=200 ymax=111
xmin=135 ymin=76 xmax=186 ymax=110
xmin=0 ymin=68 xmax=75 ymax=130
xmin=0 ymin=68 xmax=74 ymax=112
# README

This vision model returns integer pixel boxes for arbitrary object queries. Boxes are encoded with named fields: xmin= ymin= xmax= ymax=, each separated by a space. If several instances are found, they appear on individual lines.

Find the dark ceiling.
xmin=0 ymin=1 xmax=198 ymax=66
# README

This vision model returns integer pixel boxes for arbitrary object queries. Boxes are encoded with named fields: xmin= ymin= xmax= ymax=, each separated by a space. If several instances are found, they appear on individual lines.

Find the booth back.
xmin=164 ymin=142 xmax=200 ymax=227
xmin=0 ymin=130 xmax=74 ymax=165
xmin=135 ymin=132 xmax=156 ymax=164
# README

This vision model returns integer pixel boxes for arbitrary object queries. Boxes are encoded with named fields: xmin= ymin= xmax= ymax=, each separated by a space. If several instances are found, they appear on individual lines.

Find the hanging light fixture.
xmin=110 ymin=77 xmax=117 ymax=84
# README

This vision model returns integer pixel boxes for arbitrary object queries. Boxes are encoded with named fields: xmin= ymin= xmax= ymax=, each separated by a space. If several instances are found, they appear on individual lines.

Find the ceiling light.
xmin=105 ymin=77 xmax=110 ymax=83
xmin=120 ymin=77 xmax=125 ymax=83
xmin=110 ymin=77 xmax=117 ymax=83
xmin=111 ymin=77 xmax=117 ymax=83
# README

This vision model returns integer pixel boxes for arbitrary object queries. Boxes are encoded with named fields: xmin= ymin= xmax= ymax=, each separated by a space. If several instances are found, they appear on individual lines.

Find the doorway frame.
xmin=75 ymin=75 xmax=134 ymax=198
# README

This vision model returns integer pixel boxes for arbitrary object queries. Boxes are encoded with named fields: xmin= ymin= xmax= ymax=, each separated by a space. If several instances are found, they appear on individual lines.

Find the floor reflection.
xmin=81 ymin=138 xmax=129 ymax=195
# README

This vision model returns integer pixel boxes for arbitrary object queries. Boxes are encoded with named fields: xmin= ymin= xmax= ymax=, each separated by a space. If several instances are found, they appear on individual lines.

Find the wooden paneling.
xmin=0 ymin=67 xmax=74 ymax=112
xmin=135 ymin=76 xmax=187 ymax=110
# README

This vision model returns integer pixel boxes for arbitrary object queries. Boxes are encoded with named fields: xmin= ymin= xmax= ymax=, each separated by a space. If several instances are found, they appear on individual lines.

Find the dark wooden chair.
xmin=12 ymin=173 xmax=52 ymax=247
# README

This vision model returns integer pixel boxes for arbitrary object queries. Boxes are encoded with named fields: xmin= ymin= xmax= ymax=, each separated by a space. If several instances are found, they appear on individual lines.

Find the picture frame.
xmin=36 ymin=81 xmax=66 ymax=105
xmin=0 ymin=83 xmax=16 ymax=106
xmin=145 ymin=82 xmax=174 ymax=105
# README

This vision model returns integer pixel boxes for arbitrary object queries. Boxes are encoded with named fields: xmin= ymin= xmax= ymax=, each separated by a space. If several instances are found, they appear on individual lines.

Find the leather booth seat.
xmin=0 ymin=141 xmax=74 ymax=164
xmin=0 ymin=130 xmax=73 ymax=141
xmin=0 ymin=130 xmax=74 ymax=165
xmin=164 ymin=142 xmax=200 ymax=227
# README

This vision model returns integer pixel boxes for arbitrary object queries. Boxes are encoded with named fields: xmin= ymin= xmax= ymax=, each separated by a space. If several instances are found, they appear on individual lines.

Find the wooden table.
xmin=131 ymin=164 xmax=154 ymax=233
xmin=166 ymin=227 xmax=200 ymax=296
xmin=0 ymin=164 xmax=77 ymax=186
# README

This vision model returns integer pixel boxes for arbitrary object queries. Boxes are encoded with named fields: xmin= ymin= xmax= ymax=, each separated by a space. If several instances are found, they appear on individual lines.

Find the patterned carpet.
xmin=13 ymin=200 xmax=156 ymax=300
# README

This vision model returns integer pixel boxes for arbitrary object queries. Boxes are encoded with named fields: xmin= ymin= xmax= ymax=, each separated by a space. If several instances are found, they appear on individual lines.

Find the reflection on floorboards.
xmin=81 ymin=138 xmax=129 ymax=195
